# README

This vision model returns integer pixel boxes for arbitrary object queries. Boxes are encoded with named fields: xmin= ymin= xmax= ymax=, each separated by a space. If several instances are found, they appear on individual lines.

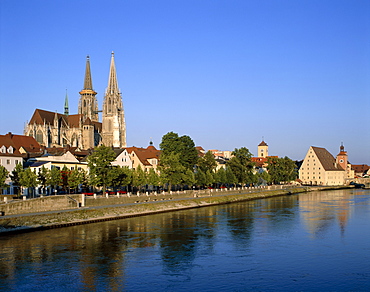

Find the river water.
xmin=1 ymin=189 xmax=370 ymax=291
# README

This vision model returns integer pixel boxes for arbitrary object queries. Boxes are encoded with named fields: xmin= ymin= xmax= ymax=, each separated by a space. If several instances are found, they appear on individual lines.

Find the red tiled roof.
xmin=258 ymin=140 xmax=268 ymax=146
xmin=28 ymin=109 xmax=102 ymax=131
xmin=66 ymin=114 xmax=83 ymax=128
xmin=29 ymin=109 xmax=68 ymax=127
xmin=351 ymin=164 xmax=370 ymax=174
xmin=0 ymin=134 xmax=30 ymax=157
xmin=125 ymin=145 xmax=161 ymax=166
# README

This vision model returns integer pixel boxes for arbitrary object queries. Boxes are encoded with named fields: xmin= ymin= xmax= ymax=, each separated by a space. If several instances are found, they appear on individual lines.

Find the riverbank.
xmin=0 ymin=186 xmax=350 ymax=235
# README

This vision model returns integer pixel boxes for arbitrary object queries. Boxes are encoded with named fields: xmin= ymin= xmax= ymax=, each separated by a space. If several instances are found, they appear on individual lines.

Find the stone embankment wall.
xmin=0 ymin=185 xmax=304 ymax=216
xmin=0 ymin=185 xmax=354 ymax=235
xmin=0 ymin=195 xmax=80 ymax=216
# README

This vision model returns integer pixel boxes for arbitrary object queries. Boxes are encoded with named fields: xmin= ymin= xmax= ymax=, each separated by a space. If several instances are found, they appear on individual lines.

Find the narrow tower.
xmin=64 ymin=89 xmax=69 ymax=116
xmin=258 ymin=139 xmax=268 ymax=157
xmin=78 ymin=56 xmax=99 ymax=122
xmin=336 ymin=143 xmax=348 ymax=171
xmin=102 ymin=52 xmax=126 ymax=147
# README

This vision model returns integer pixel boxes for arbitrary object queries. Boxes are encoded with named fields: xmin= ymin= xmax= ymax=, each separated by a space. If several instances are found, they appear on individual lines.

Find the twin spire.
xmin=82 ymin=52 xmax=119 ymax=94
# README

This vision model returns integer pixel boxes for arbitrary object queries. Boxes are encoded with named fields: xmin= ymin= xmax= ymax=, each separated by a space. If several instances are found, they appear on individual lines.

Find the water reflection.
xmin=0 ymin=189 xmax=369 ymax=291
xmin=299 ymin=189 xmax=364 ymax=238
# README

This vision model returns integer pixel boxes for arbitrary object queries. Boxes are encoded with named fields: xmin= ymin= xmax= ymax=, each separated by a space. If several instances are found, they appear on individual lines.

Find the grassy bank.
xmin=0 ymin=186 xmax=347 ymax=235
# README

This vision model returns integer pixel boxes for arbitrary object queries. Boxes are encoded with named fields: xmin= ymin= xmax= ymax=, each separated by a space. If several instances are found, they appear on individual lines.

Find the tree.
xmin=61 ymin=165 xmax=71 ymax=192
xmin=0 ymin=166 xmax=9 ymax=193
xmin=10 ymin=163 xmax=23 ymax=196
xmin=38 ymin=166 xmax=49 ymax=195
xmin=214 ymin=167 xmax=227 ymax=186
xmin=160 ymin=132 xmax=198 ymax=170
xmin=69 ymin=167 xmax=87 ymax=193
xmin=159 ymin=152 xmax=186 ymax=191
xmin=267 ymin=156 xmax=297 ymax=184
xmin=195 ymin=169 xmax=207 ymax=188
xmin=108 ymin=166 xmax=132 ymax=192
xmin=227 ymin=147 xmax=255 ymax=185
xmin=131 ymin=165 xmax=146 ymax=193
xmin=87 ymin=145 xmax=116 ymax=194
xmin=183 ymin=168 xmax=195 ymax=188
xmin=47 ymin=167 xmax=62 ymax=194
xmin=205 ymin=170 xmax=215 ymax=187
xmin=197 ymin=151 xmax=217 ymax=173
xmin=257 ymin=170 xmax=271 ymax=185
xmin=19 ymin=167 xmax=38 ymax=196
xmin=225 ymin=167 xmax=237 ymax=186
xmin=147 ymin=168 xmax=160 ymax=191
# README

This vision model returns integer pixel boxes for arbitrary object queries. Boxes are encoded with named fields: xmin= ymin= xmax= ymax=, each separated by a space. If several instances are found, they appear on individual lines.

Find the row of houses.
xmin=1 ymin=132 xmax=369 ymax=194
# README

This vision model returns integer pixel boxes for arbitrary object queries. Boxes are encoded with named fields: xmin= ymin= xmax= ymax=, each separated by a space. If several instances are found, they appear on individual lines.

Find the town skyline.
xmin=0 ymin=1 xmax=369 ymax=164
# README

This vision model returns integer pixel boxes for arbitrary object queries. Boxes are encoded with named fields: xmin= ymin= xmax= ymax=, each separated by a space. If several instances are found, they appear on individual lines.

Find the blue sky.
xmin=0 ymin=0 xmax=369 ymax=164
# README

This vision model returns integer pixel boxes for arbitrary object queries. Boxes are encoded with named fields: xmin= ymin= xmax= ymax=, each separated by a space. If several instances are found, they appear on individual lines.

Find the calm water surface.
xmin=1 ymin=189 xmax=370 ymax=291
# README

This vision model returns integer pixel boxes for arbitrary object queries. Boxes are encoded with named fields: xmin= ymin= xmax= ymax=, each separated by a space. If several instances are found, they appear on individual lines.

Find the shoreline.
xmin=0 ymin=186 xmax=350 ymax=236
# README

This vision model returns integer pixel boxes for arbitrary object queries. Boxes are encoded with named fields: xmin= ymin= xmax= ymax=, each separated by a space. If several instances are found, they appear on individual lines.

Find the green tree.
xmin=10 ymin=163 xmax=23 ymax=196
xmin=87 ymin=145 xmax=116 ymax=194
xmin=214 ymin=167 xmax=227 ymax=186
xmin=61 ymin=165 xmax=71 ymax=192
xmin=227 ymin=147 xmax=255 ymax=185
xmin=147 ymin=168 xmax=160 ymax=190
xmin=132 ymin=165 xmax=146 ymax=193
xmin=19 ymin=167 xmax=38 ymax=196
xmin=159 ymin=152 xmax=186 ymax=191
xmin=160 ymin=132 xmax=198 ymax=170
xmin=38 ymin=166 xmax=49 ymax=195
xmin=195 ymin=169 xmax=207 ymax=187
xmin=205 ymin=170 xmax=214 ymax=187
xmin=0 ymin=166 xmax=9 ymax=193
xmin=267 ymin=156 xmax=297 ymax=184
xmin=258 ymin=170 xmax=271 ymax=185
xmin=183 ymin=168 xmax=196 ymax=188
xmin=108 ymin=166 xmax=132 ymax=192
xmin=47 ymin=167 xmax=62 ymax=194
xmin=225 ymin=167 xmax=237 ymax=186
xmin=197 ymin=151 xmax=217 ymax=173
xmin=69 ymin=167 xmax=86 ymax=193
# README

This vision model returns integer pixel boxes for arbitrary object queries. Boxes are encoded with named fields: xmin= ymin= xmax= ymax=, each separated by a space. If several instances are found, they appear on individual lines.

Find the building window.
xmin=7 ymin=160 xmax=10 ymax=165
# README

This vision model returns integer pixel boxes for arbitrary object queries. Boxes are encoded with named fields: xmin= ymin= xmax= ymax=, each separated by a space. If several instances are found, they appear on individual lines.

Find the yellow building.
xmin=299 ymin=146 xmax=345 ymax=186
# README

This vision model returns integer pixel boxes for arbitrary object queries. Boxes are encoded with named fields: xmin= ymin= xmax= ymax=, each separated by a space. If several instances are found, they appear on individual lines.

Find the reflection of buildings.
xmin=299 ymin=190 xmax=351 ymax=237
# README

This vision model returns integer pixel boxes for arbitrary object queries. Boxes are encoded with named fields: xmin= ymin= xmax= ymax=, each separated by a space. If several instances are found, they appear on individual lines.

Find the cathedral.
xmin=24 ymin=53 xmax=126 ymax=149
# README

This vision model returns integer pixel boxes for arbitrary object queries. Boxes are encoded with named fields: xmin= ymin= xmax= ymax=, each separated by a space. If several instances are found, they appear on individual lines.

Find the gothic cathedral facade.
xmin=24 ymin=53 xmax=127 ymax=149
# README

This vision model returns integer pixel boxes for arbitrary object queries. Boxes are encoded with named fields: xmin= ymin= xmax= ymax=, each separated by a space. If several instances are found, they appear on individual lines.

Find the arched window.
xmin=36 ymin=130 xmax=43 ymax=144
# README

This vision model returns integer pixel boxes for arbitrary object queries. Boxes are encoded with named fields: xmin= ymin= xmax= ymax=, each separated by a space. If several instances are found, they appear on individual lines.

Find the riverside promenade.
xmin=0 ymin=185 xmax=350 ymax=235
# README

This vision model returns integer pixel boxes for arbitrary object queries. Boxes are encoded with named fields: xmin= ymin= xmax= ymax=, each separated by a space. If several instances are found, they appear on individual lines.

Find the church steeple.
xmin=64 ymin=89 xmax=69 ymax=116
xmin=106 ymin=52 xmax=119 ymax=95
xmin=83 ymin=55 xmax=93 ymax=90
xmin=102 ymin=52 xmax=126 ymax=148
xmin=79 ymin=55 xmax=99 ymax=122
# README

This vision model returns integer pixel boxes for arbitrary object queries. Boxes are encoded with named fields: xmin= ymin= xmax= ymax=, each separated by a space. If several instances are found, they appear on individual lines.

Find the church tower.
xmin=336 ymin=143 xmax=348 ymax=171
xmin=78 ymin=56 xmax=99 ymax=122
xmin=101 ymin=52 xmax=126 ymax=147
xmin=258 ymin=140 xmax=268 ymax=157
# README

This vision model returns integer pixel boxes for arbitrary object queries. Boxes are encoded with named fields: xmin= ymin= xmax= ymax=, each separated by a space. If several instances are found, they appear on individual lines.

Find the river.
xmin=1 ymin=188 xmax=369 ymax=291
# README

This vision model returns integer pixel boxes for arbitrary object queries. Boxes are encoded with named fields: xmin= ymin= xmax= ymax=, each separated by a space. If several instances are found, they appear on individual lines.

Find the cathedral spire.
xmin=64 ymin=89 xmax=69 ymax=116
xmin=84 ymin=55 xmax=93 ymax=90
xmin=106 ymin=51 xmax=119 ymax=95
xmin=102 ymin=52 xmax=126 ymax=148
xmin=79 ymin=55 xmax=98 ymax=122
